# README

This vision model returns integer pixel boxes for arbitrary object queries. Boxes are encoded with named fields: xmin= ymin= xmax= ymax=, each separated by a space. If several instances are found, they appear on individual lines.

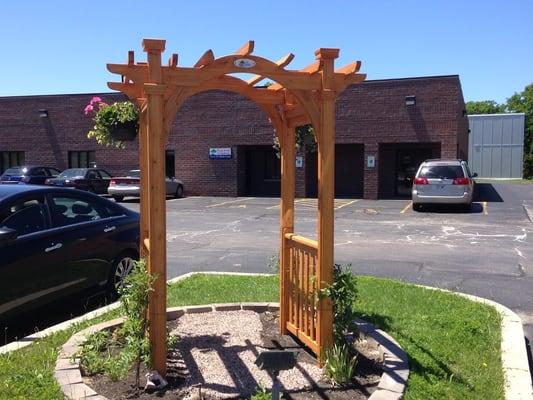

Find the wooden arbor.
xmin=107 ymin=39 xmax=365 ymax=375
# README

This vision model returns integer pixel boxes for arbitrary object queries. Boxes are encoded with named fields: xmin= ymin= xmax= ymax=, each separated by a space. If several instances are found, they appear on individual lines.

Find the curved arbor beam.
xmin=106 ymin=39 xmax=365 ymax=375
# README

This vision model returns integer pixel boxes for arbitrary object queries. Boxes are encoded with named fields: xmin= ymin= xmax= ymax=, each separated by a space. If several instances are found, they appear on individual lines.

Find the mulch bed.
xmin=84 ymin=310 xmax=382 ymax=399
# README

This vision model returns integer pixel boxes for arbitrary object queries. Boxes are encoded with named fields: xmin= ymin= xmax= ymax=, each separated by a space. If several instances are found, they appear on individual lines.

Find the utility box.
xmin=468 ymin=113 xmax=525 ymax=178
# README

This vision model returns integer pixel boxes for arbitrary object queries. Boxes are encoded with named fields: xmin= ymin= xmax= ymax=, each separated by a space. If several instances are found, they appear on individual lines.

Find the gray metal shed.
xmin=468 ymin=113 xmax=525 ymax=178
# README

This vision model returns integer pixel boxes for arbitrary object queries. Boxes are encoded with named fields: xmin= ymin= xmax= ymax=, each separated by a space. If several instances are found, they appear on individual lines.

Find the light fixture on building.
xmin=38 ymin=109 xmax=48 ymax=118
xmin=405 ymin=95 xmax=416 ymax=106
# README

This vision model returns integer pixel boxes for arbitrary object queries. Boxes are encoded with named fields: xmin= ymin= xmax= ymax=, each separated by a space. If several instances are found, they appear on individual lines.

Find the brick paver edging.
xmin=55 ymin=302 xmax=409 ymax=400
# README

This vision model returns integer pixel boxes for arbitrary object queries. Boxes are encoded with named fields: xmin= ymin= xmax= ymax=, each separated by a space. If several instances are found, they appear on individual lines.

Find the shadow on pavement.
xmin=0 ymin=291 xmax=113 ymax=346
xmin=474 ymin=183 xmax=503 ymax=202
xmin=415 ymin=203 xmax=483 ymax=214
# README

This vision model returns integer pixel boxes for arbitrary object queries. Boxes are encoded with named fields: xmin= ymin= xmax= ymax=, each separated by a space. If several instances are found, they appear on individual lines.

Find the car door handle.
xmin=104 ymin=226 xmax=116 ymax=233
xmin=45 ymin=243 xmax=62 ymax=252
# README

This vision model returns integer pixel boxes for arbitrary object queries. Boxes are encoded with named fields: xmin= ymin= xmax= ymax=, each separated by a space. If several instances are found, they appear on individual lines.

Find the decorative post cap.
xmin=143 ymin=39 xmax=166 ymax=52
xmin=314 ymin=48 xmax=340 ymax=60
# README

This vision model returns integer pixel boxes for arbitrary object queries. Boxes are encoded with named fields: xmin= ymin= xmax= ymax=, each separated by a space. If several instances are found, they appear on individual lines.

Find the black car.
xmin=0 ymin=185 xmax=139 ymax=321
xmin=0 ymin=165 xmax=61 ymax=185
xmin=45 ymin=168 xmax=113 ymax=194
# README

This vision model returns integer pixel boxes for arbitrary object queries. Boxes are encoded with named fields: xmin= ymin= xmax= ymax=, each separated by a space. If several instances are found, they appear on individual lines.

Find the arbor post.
xmin=315 ymin=48 xmax=339 ymax=362
xmin=143 ymin=39 xmax=168 ymax=376
xmin=280 ymin=123 xmax=295 ymax=335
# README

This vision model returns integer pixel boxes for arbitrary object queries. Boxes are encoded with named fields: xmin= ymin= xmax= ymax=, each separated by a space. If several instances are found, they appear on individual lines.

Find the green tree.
xmin=506 ymin=84 xmax=533 ymax=178
xmin=465 ymin=100 xmax=505 ymax=115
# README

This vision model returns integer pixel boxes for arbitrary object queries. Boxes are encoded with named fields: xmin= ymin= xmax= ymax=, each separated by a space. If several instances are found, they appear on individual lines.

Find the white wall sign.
xmin=296 ymin=156 xmax=303 ymax=168
xmin=367 ymin=155 xmax=376 ymax=168
xmin=209 ymin=147 xmax=232 ymax=159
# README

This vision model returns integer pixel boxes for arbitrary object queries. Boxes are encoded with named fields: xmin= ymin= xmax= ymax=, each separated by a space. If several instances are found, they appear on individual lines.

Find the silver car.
xmin=412 ymin=160 xmax=476 ymax=211
xmin=108 ymin=170 xmax=184 ymax=202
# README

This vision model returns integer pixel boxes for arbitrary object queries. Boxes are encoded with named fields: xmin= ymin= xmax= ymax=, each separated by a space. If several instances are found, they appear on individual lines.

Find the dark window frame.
xmin=0 ymin=151 xmax=25 ymax=174
xmin=68 ymin=151 xmax=96 ymax=169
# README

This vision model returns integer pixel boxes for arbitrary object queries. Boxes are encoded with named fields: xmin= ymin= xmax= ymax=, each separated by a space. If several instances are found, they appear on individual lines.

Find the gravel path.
xmin=171 ymin=310 xmax=324 ymax=399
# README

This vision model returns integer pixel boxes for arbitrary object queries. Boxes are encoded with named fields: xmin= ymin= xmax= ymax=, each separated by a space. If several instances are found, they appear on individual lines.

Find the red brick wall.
xmin=0 ymin=75 xmax=466 ymax=198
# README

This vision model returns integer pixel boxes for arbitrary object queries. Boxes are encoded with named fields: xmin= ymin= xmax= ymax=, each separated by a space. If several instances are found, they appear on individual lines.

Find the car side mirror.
xmin=472 ymin=172 xmax=478 ymax=178
xmin=0 ymin=227 xmax=17 ymax=246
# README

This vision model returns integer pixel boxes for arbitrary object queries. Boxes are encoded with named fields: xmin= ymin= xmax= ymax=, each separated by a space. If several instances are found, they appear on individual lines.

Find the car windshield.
xmin=418 ymin=165 xmax=464 ymax=179
xmin=3 ymin=167 xmax=26 ymax=175
xmin=59 ymin=169 xmax=86 ymax=178
xmin=128 ymin=170 xmax=140 ymax=178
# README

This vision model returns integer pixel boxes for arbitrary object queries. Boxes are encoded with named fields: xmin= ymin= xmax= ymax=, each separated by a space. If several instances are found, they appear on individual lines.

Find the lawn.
xmin=0 ymin=274 xmax=504 ymax=400
xmin=475 ymin=178 xmax=533 ymax=184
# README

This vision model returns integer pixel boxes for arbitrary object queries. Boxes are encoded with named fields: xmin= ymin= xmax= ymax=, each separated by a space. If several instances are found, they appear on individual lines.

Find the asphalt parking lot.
xmin=120 ymin=182 xmax=533 ymax=340
xmin=3 ymin=183 xmax=533 ymax=347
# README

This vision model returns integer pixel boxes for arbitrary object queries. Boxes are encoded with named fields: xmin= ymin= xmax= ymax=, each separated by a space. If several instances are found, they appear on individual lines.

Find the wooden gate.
xmin=284 ymin=233 xmax=319 ymax=355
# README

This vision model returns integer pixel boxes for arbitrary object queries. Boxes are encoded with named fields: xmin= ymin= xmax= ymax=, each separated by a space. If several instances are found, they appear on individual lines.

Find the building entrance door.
xmin=395 ymin=149 xmax=433 ymax=196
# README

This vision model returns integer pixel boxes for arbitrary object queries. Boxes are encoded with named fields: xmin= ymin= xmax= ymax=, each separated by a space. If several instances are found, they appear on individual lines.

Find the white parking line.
xmin=266 ymin=198 xmax=307 ymax=210
xmin=336 ymin=200 xmax=358 ymax=210
xmin=206 ymin=197 xmax=254 ymax=208
xmin=400 ymin=201 xmax=412 ymax=214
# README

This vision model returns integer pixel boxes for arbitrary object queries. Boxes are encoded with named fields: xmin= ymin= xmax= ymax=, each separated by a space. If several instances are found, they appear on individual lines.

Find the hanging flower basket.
xmin=110 ymin=120 xmax=138 ymax=142
xmin=84 ymin=97 xmax=139 ymax=148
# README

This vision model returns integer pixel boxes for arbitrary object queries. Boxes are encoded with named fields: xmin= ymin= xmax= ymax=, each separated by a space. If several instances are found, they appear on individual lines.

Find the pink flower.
xmin=89 ymin=96 xmax=102 ymax=106
xmin=84 ymin=104 xmax=94 ymax=115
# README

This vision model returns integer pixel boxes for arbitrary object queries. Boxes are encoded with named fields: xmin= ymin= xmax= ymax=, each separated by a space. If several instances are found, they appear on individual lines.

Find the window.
xmin=98 ymin=170 xmax=112 ymax=179
xmin=0 ymin=197 xmax=46 ymax=236
xmin=69 ymin=151 xmax=96 ymax=168
xmin=0 ymin=151 xmax=25 ymax=174
xmin=46 ymin=167 xmax=61 ymax=177
xmin=49 ymin=196 xmax=107 ymax=227
xmin=30 ymin=167 xmax=47 ymax=176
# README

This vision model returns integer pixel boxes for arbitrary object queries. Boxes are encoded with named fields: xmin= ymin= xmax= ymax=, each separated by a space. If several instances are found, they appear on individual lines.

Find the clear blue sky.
xmin=1 ymin=1 xmax=531 ymax=103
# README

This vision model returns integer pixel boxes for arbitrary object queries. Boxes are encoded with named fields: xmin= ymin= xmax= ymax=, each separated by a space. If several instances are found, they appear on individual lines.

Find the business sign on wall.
xmin=209 ymin=148 xmax=232 ymax=159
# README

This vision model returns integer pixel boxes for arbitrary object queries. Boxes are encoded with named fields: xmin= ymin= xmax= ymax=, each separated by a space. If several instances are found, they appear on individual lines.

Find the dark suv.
xmin=1 ymin=166 xmax=61 ymax=185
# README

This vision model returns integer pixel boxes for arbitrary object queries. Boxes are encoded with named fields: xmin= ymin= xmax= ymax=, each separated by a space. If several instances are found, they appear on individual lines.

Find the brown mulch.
xmin=84 ymin=310 xmax=382 ymax=399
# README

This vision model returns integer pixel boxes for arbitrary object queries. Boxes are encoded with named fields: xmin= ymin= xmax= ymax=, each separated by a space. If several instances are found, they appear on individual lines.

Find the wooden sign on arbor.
xmin=107 ymin=39 xmax=365 ymax=376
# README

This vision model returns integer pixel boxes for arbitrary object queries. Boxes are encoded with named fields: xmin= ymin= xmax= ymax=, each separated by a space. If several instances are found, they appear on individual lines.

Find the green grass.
xmin=475 ymin=178 xmax=533 ymax=184
xmin=0 ymin=274 xmax=503 ymax=400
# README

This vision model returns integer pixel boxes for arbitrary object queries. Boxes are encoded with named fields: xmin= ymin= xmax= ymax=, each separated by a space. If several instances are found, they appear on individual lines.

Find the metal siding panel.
xmin=511 ymin=145 xmax=522 ymax=178
xmin=501 ymin=146 xmax=512 ymax=178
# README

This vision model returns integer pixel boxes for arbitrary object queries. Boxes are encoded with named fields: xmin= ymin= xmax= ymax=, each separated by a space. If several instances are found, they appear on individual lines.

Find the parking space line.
xmin=336 ymin=200 xmax=358 ymax=210
xmin=400 ymin=201 xmax=412 ymax=214
xmin=266 ymin=198 xmax=307 ymax=210
xmin=483 ymin=201 xmax=488 ymax=215
xmin=206 ymin=197 xmax=254 ymax=208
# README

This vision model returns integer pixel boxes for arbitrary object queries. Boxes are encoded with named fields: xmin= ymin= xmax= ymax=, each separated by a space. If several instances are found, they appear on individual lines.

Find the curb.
xmin=417 ymin=284 xmax=533 ymax=400
xmin=55 ymin=303 xmax=408 ymax=400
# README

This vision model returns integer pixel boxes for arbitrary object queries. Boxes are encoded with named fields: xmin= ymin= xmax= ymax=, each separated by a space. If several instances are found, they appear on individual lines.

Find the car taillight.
xmin=453 ymin=177 xmax=470 ymax=185
xmin=413 ymin=177 xmax=428 ymax=185
xmin=44 ymin=179 xmax=51 ymax=185
xmin=110 ymin=179 xmax=116 ymax=185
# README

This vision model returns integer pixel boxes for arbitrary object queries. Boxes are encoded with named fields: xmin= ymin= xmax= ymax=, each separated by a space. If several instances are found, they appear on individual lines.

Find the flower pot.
xmin=110 ymin=121 xmax=138 ymax=142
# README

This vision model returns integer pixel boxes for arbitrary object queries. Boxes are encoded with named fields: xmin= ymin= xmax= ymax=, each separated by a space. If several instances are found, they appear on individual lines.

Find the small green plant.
xmin=84 ymin=97 xmax=139 ymax=148
xmin=249 ymin=386 xmax=270 ymax=400
xmin=268 ymin=252 xmax=280 ymax=274
xmin=320 ymin=264 xmax=358 ymax=344
xmin=78 ymin=258 xmax=154 ymax=385
xmin=324 ymin=343 xmax=358 ymax=385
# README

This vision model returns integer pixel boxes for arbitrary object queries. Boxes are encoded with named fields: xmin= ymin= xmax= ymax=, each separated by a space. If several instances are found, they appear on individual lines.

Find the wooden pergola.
xmin=107 ymin=39 xmax=365 ymax=375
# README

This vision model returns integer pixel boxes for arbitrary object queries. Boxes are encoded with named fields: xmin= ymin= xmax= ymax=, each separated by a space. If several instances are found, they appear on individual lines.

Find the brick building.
xmin=0 ymin=75 xmax=468 ymax=199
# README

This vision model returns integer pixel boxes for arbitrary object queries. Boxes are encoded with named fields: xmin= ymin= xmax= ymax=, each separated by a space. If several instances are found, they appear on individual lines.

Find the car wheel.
xmin=413 ymin=203 xmax=422 ymax=212
xmin=174 ymin=185 xmax=184 ymax=199
xmin=113 ymin=195 xmax=124 ymax=202
xmin=108 ymin=253 xmax=137 ymax=298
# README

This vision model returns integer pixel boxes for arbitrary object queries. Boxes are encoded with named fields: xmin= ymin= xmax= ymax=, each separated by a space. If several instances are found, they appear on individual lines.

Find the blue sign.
xmin=209 ymin=147 xmax=232 ymax=159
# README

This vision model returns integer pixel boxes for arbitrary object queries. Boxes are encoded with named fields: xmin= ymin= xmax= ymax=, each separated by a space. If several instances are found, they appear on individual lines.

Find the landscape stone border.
xmin=55 ymin=302 xmax=409 ymax=400
xmin=1 ymin=271 xmax=530 ymax=399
